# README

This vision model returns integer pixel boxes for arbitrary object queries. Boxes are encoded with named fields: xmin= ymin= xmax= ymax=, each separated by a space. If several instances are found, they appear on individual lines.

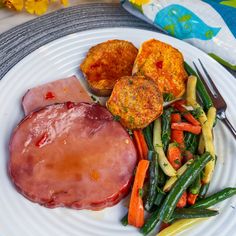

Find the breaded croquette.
xmin=106 ymin=76 xmax=163 ymax=130
xmin=80 ymin=40 xmax=138 ymax=96
xmin=133 ymin=39 xmax=188 ymax=98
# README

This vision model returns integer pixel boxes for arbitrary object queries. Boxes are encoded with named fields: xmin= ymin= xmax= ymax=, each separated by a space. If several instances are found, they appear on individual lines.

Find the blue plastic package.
xmin=122 ymin=0 xmax=236 ymax=70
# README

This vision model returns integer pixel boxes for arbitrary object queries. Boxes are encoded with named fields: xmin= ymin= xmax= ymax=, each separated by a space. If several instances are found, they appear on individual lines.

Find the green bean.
xmin=154 ymin=191 xmax=165 ymax=206
xmin=140 ymin=209 xmax=159 ymax=235
xmin=172 ymin=208 xmax=218 ymax=219
xmin=184 ymin=132 xmax=198 ymax=154
xmin=121 ymin=213 xmax=128 ymax=226
xmin=145 ymin=151 xmax=159 ymax=211
xmin=157 ymin=152 xmax=212 ymax=223
xmin=158 ymin=166 xmax=166 ymax=186
xmin=184 ymin=62 xmax=213 ymax=111
xmin=189 ymin=173 xmax=202 ymax=195
xmin=141 ymin=204 xmax=217 ymax=235
xmin=193 ymin=188 xmax=236 ymax=208
xmin=199 ymin=183 xmax=210 ymax=199
xmin=161 ymin=108 xmax=173 ymax=153
xmin=143 ymin=125 xmax=153 ymax=150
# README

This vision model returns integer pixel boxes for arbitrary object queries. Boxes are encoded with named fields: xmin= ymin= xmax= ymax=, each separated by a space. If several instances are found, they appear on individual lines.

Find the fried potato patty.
xmin=133 ymin=39 xmax=188 ymax=98
xmin=106 ymin=76 xmax=163 ymax=130
xmin=80 ymin=40 xmax=138 ymax=96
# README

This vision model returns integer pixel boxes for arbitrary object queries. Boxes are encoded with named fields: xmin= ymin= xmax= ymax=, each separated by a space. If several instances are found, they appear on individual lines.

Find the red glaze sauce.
xmin=45 ymin=91 xmax=55 ymax=100
xmin=156 ymin=61 xmax=163 ymax=69
xmin=66 ymin=101 xmax=75 ymax=109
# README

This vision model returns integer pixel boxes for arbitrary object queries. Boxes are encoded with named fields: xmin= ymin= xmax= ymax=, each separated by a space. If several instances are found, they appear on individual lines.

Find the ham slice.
xmin=9 ymin=103 xmax=137 ymax=210
xmin=22 ymin=76 xmax=92 ymax=115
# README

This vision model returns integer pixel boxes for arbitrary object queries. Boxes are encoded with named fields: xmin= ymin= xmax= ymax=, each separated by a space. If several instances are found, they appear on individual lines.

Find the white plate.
xmin=0 ymin=28 xmax=236 ymax=236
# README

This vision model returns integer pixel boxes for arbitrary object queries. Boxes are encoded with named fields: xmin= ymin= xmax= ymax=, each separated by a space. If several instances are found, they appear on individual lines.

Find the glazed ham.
xmin=9 ymin=103 xmax=137 ymax=210
xmin=22 ymin=76 xmax=92 ymax=115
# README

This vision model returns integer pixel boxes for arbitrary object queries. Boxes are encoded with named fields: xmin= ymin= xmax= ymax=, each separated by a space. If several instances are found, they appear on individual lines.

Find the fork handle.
xmin=221 ymin=116 xmax=236 ymax=139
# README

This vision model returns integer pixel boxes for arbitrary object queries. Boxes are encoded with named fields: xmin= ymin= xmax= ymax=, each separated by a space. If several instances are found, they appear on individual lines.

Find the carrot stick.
xmin=187 ymin=193 xmax=198 ymax=205
xmin=176 ymin=191 xmax=187 ymax=208
xmin=171 ymin=113 xmax=181 ymax=123
xmin=171 ymin=113 xmax=184 ymax=149
xmin=133 ymin=130 xmax=144 ymax=161
xmin=171 ymin=123 xmax=202 ymax=135
xmin=173 ymin=103 xmax=200 ymax=126
xmin=171 ymin=99 xmax=186 ymax=106
xmin=137 ymin=130 xmax=148 ymax=159
xmin=169 ymin=115 xmax=187 ymax=207
xmin=172 ymin=130 xmax=184 ymax=148
xmin=128 ymin=160 xmax=149 ymax=228
xmin=167 ymin=143 xmax=182 ymax=170
xmin=169 ymin=114 xmax=187 ymax=207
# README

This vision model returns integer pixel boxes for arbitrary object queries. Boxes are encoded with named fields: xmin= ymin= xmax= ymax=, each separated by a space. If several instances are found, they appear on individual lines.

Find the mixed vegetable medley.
xmin=121 ymin=63 xmax=236 ymax=235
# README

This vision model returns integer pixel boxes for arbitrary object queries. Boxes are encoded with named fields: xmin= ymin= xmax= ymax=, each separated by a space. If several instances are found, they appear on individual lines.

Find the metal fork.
xmin=193 ymin=59 xmax=236 ymax=139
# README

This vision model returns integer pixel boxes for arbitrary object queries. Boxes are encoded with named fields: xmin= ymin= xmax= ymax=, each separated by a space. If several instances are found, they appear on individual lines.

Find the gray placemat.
xmin=0 ymin=3 xmax=235 ymax=80
xmin=0 ymin=3 xmax=157 ymax=80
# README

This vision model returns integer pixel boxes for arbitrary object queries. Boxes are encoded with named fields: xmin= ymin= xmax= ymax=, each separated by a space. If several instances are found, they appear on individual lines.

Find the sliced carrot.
xmin=167 ymin=143 xmax=182 ymax=170
xmin=187 ymin=193 xmax=198 ymax=205
xmin=173 ymin=103 xmax=200 ymax=126
xmin=133 ymin=130 xmax=148 ymax=160
xmin=128 ymin=160 xmax=149 ymax=228
xmin=176 ymin=191 xmax=187 ymax=208
xmin=171 ymin=123 xmax=202 ymax=135
xmin=171 ymin=113 xmax=184 ymax=149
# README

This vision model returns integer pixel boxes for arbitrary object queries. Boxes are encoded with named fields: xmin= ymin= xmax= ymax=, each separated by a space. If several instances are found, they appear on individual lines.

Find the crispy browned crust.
xmin=80 ymin=40 xmax=138 ymax=96
xmin=106 ymin=76 xmax=163 ymax=130
xmin=133 ymin=39 xmax=188 ymax=98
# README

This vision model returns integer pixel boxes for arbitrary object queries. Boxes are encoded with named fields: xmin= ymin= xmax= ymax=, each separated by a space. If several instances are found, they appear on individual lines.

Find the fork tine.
xmin=192 ymin=62 xmax=215 ymax=102
xmin=198 ymin=59 xmax=224 ymax=100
